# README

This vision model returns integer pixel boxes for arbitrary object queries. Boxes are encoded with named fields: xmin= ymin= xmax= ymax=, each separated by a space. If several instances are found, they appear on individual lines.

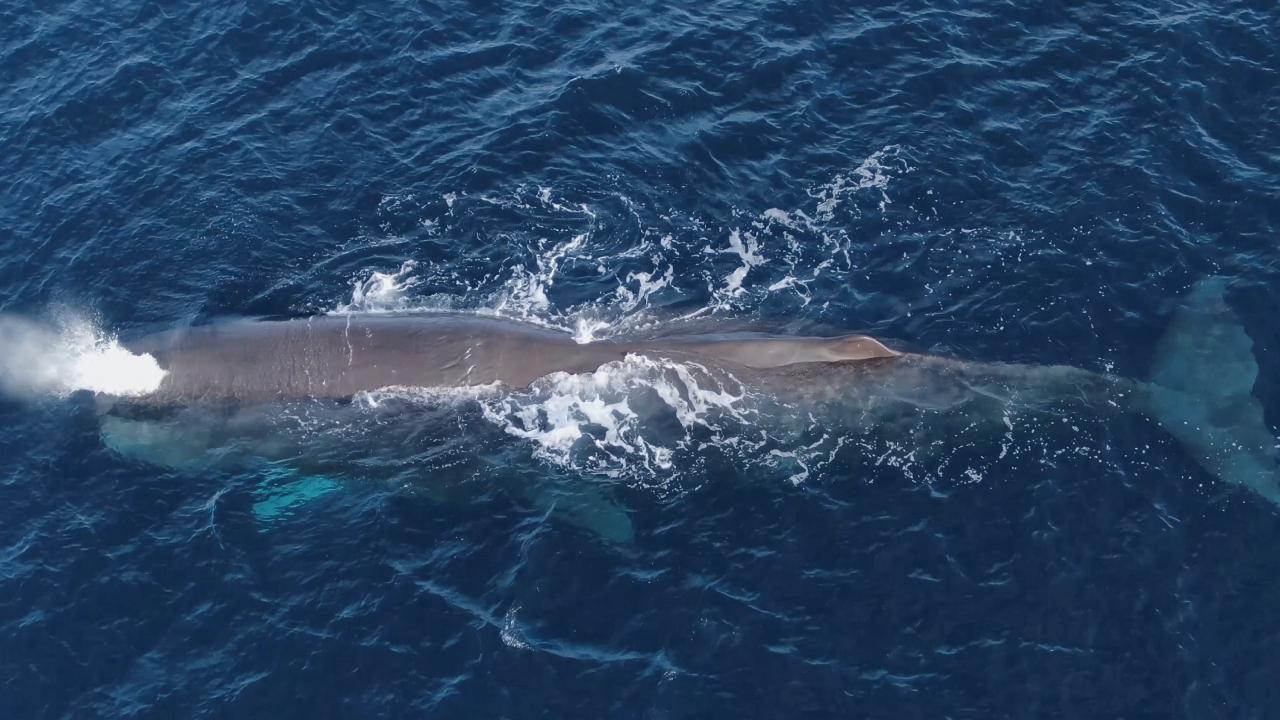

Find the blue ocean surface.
xmin=2 ymin=0 xmax=1279 ymax=717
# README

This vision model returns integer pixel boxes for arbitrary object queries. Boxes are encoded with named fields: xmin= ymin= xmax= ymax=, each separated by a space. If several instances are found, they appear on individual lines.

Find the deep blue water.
xmin=3 ymin=0 xmax=1280 ymax=717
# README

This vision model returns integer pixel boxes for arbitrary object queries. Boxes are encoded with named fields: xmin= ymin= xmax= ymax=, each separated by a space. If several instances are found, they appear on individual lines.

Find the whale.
xmin=119 ymin=312 xmax=903 ymax=404
xmin=98 ymin=313 xmax=913 ymax=541
xmin=93 ymin=277 xmax=1280 ymax=539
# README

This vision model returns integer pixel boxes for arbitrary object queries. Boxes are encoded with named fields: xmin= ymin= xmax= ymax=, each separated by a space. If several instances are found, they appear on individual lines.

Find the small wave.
xmin=0 ymin=314 xmax=166 ymax=398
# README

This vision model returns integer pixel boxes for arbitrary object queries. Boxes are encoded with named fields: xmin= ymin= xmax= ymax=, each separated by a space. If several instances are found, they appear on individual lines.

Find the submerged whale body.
xmin=101 ymin=278 xmax=1280 ymax=533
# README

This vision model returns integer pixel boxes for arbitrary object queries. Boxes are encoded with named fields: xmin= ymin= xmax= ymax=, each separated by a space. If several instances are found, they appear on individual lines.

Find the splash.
xmin=691 ymin=227 xmax=767 ymax=316
xmin=304 ymin=151 xmax=927 ymax=485
xmin=811 ymin=144 xmax=905 ymax=220
xmin=0 ymin=315 xmax=166 ymax=398
xmin=339 ymin=152 xmax=910 ymax=336
xmin=335 ymin=261 xmax=421 ymax=313
xmin=478 ymin=355 xmax=756 ymax=484
xmin=722 ymin=228 xmax=765 ymax=297
xmin=492 ymin=233 xmax=587 ymax=320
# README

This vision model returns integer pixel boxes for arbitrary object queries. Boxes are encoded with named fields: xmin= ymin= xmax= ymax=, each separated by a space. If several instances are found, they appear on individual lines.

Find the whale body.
xmin=123 ymin=313 xmax=901 ymax=404
xmin=105 ymin=278 xmax=1280 ymax=523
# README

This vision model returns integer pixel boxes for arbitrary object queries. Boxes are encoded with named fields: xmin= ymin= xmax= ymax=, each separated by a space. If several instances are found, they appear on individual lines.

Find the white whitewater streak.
xmin=494 ymin=232 xmax=587 ymax=319
xmin=478 ymin=354 xmax=753 ymax=482
xmin=615 ymin=266 xmax=675 ymax=313
xmin=676 ymin=146 xmax=907 ymax=319
xmin=326 ymin=249 xmax=612 ymax=340
xmin=335 ymin=261 xmax=421 ymax=313
xmin=537 ymin=185 xmax=596 ymax=217
xmin=571 ymin=318 xmax=612 ymax=344
xmin=812 ymin=144 xmax=902 ymax=220
xmin=682 ymin=228 xmax=767 ymax=319
xmin=0 ymin=315 xmax=166 ymax=398
xmin=354 ymin=383 xmax=503 ymax=408
xmin=484 ymin=187 xmax=670 ymax=341
xmin=569 ymin=264 xmax=675 ymax=342
xmin=722 ymin=228 xmax=765 ymax=297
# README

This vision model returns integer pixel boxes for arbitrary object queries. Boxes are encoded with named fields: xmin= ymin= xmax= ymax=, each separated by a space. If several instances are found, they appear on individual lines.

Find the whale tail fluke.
xmin=1145 ymin=277 xmax=1280 ymax=503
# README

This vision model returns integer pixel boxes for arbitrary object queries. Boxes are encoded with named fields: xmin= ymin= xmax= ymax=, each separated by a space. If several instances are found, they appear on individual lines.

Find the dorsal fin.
xmin=825 ymin=335 xmax=900 ymax=362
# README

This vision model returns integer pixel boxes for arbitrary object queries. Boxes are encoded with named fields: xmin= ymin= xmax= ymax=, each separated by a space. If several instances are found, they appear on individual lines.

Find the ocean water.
xmin=2 ymin=0 xmax=1279 ymax=717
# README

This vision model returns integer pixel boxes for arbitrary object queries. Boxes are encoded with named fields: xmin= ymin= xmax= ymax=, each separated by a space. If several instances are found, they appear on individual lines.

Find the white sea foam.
xmin=493 ymin=233 xmax=587 ymax=319
xmin=571 ymin=318 xmax=611 ymax=344
xmin=762 ymin=208 xmax=794 ymax=226
xmin=614 ymin=266 xmax=674 ymax=313
xmin=0 ymin=315 xmax=166 ymax=398
xmin=335 ymin=261 xmax=421 ymax=313
xmin=811 ymin=144 xmax=904 ymax=220
xmin=354 ymin=383 xmax=504 ymax=409
xmin=722 ymin=228 xmax=765 ymax=297
xmin=500 ymin=605 xmax=530 ymax=650
xmin=478 ymin=354 xmax=754 ymax=482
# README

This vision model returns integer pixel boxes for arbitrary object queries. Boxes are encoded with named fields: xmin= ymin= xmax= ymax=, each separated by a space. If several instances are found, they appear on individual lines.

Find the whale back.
xmin=122 ymin=313 xmax=903 ymax=404
xmin=650 ymin=334 xmax=898 ymax=369
xmin=125 ymin=314 xmax=630 ymax=404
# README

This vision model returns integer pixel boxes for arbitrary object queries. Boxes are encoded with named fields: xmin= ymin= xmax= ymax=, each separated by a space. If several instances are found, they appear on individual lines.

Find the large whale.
xmin=122 ymin=312 xmax=903 ymax=404
xmin=99 ymin=278 xmax=1280 ymax=535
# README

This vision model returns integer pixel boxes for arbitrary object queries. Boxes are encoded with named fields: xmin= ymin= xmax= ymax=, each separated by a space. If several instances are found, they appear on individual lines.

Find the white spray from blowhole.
xmin=0 ymin=313 xmax=166 ymax=398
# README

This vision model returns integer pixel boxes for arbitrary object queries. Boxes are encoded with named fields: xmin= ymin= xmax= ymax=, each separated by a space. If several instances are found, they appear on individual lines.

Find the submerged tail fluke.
xmin=1144 ymin=277 xmax=1280 ymax=503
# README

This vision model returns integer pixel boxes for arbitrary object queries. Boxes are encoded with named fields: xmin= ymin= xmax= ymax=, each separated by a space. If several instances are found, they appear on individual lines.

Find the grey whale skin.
xmin=123 ymin=312 xmax=903 ymax=404
xmin=117 ymin=278 xmax=1280 ymax=509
